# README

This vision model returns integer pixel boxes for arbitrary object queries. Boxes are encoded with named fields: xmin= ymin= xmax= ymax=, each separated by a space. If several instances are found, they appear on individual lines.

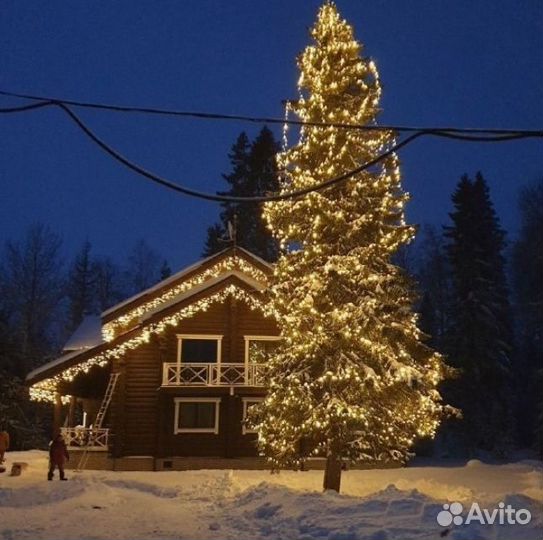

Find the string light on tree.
xmin=250 ymin=2 xmax=455 ymax=492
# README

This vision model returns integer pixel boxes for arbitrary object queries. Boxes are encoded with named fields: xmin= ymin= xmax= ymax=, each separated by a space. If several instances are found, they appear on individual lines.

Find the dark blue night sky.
xmin=1 ymin=1 xmax=542 ymax=269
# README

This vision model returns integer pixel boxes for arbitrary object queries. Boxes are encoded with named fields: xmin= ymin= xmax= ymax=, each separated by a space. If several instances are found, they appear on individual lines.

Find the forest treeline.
xmin=0 ymin=235 xmax=171 ymax=447
xmin=0 ymin=126 xmax=541 ymax=456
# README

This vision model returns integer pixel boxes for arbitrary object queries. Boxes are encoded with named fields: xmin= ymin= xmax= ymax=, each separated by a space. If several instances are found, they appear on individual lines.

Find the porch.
xmin=60 ymin=426 xmax=110 ymax=451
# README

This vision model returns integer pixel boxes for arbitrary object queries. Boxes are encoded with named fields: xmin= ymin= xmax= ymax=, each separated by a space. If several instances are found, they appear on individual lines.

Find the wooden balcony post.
xmin=53 ymin=392 xmax=63 ymax=434
xmin=68 ymin=395 xmax=76 ymax=427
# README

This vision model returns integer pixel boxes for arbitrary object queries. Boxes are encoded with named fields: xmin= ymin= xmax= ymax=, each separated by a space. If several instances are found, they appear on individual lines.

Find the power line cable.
xmin=0 ymin=101 xmax=55 ymax=114
xmin=0 ymin=88 xmax=541 ymax=136
xmin=0 ymin=99 xmax=541 ymax=203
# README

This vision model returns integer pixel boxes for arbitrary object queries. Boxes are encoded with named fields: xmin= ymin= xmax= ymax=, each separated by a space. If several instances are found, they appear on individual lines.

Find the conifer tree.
xmin=416 ymin=225 xmax=452 ymax=350
xmin=512 ymin=180 xmax=542 ymax=450
xmin=444 ymin=172 xmax=514 ymax=453
xmin=125 ymin=239 xmax=161 ymax=294
xmin=92 ymin=256 xmax=123 ymax=312
xmin=253 ymin=3 xmax=449 ymax=492
xmin=203 ymin=128 xmax=280 ymax=261
xmin=67 ymin=241 xmax=95 ymax=332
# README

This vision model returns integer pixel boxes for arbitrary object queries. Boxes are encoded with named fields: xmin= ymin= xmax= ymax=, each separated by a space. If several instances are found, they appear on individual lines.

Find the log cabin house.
xmin=26 ymin=247 xmax=281 ymax=470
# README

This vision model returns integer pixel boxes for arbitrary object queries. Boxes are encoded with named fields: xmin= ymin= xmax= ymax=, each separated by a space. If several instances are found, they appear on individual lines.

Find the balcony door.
xmin=175 ymin=335 xmax=223 ymax=386
xmin=177 ymin=335 xmax=222 ymax=363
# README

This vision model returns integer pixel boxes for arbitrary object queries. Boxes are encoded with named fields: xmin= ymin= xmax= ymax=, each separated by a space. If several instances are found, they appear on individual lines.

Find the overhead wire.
xmin=0 ymin=93 xmax=541 ymax=203
xmin=1 ymin=88 xmax=541 ymax=136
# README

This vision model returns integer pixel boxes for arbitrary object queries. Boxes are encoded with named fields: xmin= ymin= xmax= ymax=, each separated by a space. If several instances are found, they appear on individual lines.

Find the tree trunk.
xmin=323 ymin=454 xmax=342 ymax=492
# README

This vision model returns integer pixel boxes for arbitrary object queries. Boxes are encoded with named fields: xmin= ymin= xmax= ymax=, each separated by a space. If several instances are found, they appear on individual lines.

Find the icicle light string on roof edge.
xmin=29 ymin=285 xmax=270 ymax=403
xmin=102 ymin=256 xmax=269 ymax=340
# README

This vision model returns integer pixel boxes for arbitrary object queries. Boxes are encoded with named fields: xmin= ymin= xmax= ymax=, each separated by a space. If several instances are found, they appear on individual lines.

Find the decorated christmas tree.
xmin=252 ymin=2 xmax=451 ymax=492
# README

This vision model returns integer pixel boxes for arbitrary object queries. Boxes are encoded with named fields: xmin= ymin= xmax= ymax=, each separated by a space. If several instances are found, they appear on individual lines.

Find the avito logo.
xmin=437 ymin=501 xmax=531 ymax=527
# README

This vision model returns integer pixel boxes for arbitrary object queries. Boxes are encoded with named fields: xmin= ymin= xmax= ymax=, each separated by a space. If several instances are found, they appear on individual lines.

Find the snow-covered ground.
xmin=1 ymin=451 xmax=541 ymax=540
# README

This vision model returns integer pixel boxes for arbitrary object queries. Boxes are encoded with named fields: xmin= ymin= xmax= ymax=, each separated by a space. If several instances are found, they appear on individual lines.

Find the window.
xmin=174 ymin=398 xmax=220 ymax=434
xmin=244 ymin=336 xmax=281 ymax=364
xmin=177 ymin=335 xmax=222 ymax=364
xmin=242 ymin=397 xmax=264 ymax=434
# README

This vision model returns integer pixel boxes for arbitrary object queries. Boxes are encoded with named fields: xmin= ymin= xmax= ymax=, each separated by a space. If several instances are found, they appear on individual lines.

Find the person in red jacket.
xmin=48 ymin=431 xmax=69 ymax=481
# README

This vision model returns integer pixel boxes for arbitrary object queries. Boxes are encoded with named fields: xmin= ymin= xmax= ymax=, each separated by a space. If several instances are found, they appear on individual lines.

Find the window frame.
xmin=244 ymin=335 xmax=281 ymax=366
xmin=242 ymin=397 xmax=264 ymax=435
xmin=174 ymin=397 xmax=221 ymax=434
xmin=176 ymin=334 xmax=223 ymax=366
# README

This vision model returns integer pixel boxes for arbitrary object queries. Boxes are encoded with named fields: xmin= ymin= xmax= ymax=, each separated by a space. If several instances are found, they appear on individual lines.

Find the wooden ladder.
xmin=76 ymin=372 xmax=120 ymax=472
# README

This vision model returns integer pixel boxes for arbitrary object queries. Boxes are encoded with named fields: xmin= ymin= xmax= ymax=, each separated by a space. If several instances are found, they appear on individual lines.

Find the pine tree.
xmin=416 ymin=225 xmax=452 ymax=350
xmin=66 ymin=240 xmax=95 ymax=332
xmin=418 ymin=292 xmax=438 ymax=347
xmin=512 ymin=180 xmax=543 ymax=451
xmin=252 ymin=3 xmax=449 ymax=492
xmin=125 ymin=239 xmax=161 ymax=294
xmin=203 ymin=128 xmax=280 ymax=261
xmin=92 ymin=256 xmax=123 ymax=312
xmin=444 ymin=172 xmax=514 ymax=454
xmin=204 ymin=132 xmax=249 ymax=257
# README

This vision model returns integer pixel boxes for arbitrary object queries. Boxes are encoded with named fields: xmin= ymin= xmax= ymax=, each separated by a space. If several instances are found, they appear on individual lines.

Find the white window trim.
xmin=174 ymin=397 xmax=221 ymax=434
xmin=176 ymin=334 xmax=223 ymax=368
xmin=242 ymin=397 xmax=264 ymax=435
xmin=244 ymin=335 xmax=281 ymax=366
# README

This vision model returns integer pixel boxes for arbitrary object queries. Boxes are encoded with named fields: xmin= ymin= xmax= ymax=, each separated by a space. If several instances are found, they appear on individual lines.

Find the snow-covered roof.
xmin=101 ymin=246 xmax=272 ymax=318
xmin=63 ymin=315 xmax=103 ymax=351
xmin=26 ymin=348 xmax=100 ymax=383
xmin=26 ymin=270 xmax=267 ymax=385
xmin=141 ymin=270 xmax=265 ymax=322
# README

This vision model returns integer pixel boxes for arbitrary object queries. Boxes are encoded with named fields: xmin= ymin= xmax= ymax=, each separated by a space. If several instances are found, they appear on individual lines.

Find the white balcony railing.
xmin=162 ymin=362 xmax=265 ymax=387
xmin=60 ymin=427 xmax=109 ymax=450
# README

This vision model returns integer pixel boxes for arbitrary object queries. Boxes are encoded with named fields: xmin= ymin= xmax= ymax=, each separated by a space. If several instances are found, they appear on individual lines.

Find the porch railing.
xmin=60 ymin=427 xmax=109 ymax=450
xmin=162 ymin=362 xmax=265 ymax=387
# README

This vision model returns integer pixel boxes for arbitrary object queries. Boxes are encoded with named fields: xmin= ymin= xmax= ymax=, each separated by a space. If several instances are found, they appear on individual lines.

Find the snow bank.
xmin=0 ymin=451 xmax=541 ymax=540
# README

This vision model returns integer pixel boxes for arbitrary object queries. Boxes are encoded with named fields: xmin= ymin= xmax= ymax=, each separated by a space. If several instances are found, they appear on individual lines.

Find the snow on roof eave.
xmin=26 ymin=346 xmax=101 ymax=383
xmin=140 ymin=270 xmax=266 ymax=322
xmin=100 ymin=251 xmax=225 ymax=318
xmin=101 ymin=246 xmax=272 ymax=319
xmin=27 ymin=271 xmax=267 ymax=385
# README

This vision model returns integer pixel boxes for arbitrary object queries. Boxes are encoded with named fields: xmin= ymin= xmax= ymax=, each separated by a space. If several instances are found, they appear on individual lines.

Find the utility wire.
xmin=0 ymin=101 xmax=55 ymax=114
xmin=0 ymin=98 xmax=541 ymax=203
xmin=1 ymin=88 xmax=542 ymax=136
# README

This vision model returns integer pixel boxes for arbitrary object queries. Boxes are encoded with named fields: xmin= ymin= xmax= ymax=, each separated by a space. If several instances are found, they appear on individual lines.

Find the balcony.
xmin=162 ymin=362 xmax=265 ymax=387
xmin=60 ymin=427 xmax=109 ymax=450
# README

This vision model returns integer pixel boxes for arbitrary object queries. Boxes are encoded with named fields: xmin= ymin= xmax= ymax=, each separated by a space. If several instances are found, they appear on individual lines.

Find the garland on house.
xmin=30 ymin=285 xmax=269 ymax=403
xmin=102 ymin=256 xmax=269 ymax=340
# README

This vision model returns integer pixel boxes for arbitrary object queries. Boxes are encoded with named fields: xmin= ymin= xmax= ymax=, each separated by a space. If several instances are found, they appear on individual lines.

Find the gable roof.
xmin=26 ymin=269 xmax=270 ymax=388
xmin=101 ymin=246 xmax=272 ymax=324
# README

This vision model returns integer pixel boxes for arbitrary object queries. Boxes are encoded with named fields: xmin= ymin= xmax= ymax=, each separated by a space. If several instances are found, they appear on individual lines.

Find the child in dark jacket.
xmin=48 ymin=432 xmax=69 ymax=481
